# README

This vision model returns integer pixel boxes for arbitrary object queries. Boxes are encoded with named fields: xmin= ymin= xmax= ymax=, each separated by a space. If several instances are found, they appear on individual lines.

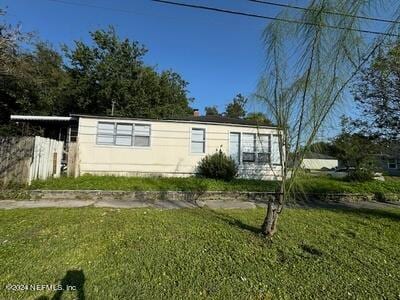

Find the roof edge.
xmin=70 ymin=114 xmax=278 ymax=129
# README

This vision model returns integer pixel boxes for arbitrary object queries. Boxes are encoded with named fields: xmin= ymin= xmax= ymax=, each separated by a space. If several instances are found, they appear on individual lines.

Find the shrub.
xmin=196 ymin=150 xmax=238 ymax=181
xmin=345 ymin=169 xmax=374 ymax=182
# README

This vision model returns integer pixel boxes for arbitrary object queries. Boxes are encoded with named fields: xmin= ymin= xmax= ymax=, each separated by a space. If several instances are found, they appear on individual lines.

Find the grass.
xmin=28 ymin=174 xmax=400 ymax=196
xmin=296 ymin=175 xmax=400 ymax=194
xmin=1 ymin=206 xmax=399 ymax=299
xmin=29 ymin=175 xmax=279 ymax=192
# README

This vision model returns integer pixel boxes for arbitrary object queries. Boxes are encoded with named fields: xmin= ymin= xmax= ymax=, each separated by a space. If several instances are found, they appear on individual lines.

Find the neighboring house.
xmin=301 ymin=152 xmax=338 ymax=170
xmin=11 ymin=114 xmax=283 ymax=180
xmin=376 ymin=143 xmax=400 ymax=176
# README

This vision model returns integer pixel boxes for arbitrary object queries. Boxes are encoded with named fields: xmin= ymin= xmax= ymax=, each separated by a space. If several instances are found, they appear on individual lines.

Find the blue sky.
xmin=4 ymin=0 xmax=280 ymax=113
xmin=2 ymin=0 xmax=391 ymax=138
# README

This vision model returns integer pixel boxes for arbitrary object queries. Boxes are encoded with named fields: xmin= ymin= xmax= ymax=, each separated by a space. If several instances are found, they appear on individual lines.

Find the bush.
xmin=196 ymin=150 xmax=238 ymax=181
xmin=345 ymin=169 xmax=374 ymax=182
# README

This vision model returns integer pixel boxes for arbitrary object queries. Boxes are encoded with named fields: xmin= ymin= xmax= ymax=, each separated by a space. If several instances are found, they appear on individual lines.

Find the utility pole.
xmin=111 ymin=100 xmax=116 ymax=116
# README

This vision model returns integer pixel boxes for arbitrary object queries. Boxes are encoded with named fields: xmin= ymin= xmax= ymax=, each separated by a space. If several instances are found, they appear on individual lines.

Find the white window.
xmin=191 ymin=128 xmax=205 ymax=153
xmin=96 ymin=121 xmax=150 ymax=147
xmin=97 ymin=122 xmax=114 ymax=145
xmin=134 ymin=124 xmax=151 ymax=147
xmin=242 ymin=133 xmax=256 ymax=162
xmin=256 ymin=134 xmax=271 ymax=164
xmin=229 ymin=132 xmax=241 ymax=164
xmin=271 ymin=135 xmax=281 ymax=165
xmin=115 ymin=123 xmax=133 ymax=146
xmin=388 ymin=159 xmax=397 ymax=169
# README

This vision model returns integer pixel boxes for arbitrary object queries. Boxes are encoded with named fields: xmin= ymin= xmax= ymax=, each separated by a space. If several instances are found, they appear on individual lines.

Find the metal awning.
xmin=10 ymin=115 xmax=75 ymax=122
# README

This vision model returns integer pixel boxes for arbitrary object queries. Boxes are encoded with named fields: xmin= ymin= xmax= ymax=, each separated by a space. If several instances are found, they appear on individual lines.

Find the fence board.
xmin=0 ymin=136 xmax=64 ymax=185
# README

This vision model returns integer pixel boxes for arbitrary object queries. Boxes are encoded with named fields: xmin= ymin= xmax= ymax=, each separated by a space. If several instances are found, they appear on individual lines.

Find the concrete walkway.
xmin=0 ymin=198 xmax=398 ymax=210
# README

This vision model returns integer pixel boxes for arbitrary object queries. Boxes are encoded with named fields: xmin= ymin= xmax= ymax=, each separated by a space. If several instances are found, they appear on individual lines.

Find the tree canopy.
xmin=245 ymin=112 xmax=273 ymax=126
xmin=205 ymin=106 xmax=219 ymax=116
xmin=0 ymin=22 xmax=194 ymax=134
xmin=353 ymin=43 xmax=400 ymax=140
xmin=62 ymin=27 xmax=193 ymax=118
xmin=224 ymin=93 xmax=247 ymax=119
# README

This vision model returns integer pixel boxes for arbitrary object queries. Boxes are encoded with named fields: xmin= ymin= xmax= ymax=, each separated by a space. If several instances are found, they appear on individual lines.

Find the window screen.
xmin=271 ymin=135 xmax=281 ymax=165
xmin=256 ymin=134 xmax=270 ymax=164
xmin=242 ymin=133 xmax=256 ymax=162
xmin=97 ymin=122 xmax=114 ymax=145
xmin=134 ymin=124 xmax=150 ymax=147
xmin=229 ymin=132 xmax=241 ymax=164
xmin=115 ymin=123 xmax=133 ymax=146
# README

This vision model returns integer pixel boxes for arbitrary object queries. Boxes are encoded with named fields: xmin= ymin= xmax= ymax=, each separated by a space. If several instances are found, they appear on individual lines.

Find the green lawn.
xmin=29 ymin=175 xmax=279 ymax=192
xmin=1 ymin=207 xmax=399 ymax=299
xmin=297 ymin=175 xmax=400 ymax=194
xmin=28 ymin=174 xmax=400 ymax=195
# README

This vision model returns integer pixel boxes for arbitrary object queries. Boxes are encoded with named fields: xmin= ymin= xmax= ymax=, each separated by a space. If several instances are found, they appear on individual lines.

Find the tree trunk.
xmin=261 ymin=186 xmax=284 ymax=237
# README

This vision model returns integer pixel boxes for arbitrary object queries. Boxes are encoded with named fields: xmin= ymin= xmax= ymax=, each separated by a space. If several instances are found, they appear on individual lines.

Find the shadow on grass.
xmin=36 ymin=269 xmax=85 ymax=300
xmin=186 ymin=208 xmax=262 ymax=235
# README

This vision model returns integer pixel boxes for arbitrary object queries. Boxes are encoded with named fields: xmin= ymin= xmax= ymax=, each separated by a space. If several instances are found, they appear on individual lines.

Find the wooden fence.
xmin=0 ymin=136 xmax=64 ymax=186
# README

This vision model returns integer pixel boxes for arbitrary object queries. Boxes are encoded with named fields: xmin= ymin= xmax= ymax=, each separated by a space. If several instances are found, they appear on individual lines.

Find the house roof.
xmin=71 ymin=114 xmax=277 ymax=128
xmin=171 ymin=115 xmax=276 ymax=127
xmin=303 ymin=152 xmax=337 ymax=160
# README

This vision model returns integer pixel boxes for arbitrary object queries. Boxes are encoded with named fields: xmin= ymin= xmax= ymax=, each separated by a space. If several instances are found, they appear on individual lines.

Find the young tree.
xmin=353 ymin=43 xmax=400 ymax=140
xmin=255 ymin=0 xmax=400 ymax=237
xmin=224 ymin=93 xmax=247 ymax=118
xmin=205 ymin=105 xmax=219 ymax=116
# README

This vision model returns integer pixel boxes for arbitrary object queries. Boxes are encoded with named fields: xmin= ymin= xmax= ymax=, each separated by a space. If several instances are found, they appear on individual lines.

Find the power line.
xmin=249 ymin=0 xmax=400 ymax=25
xmin=152 ymin=0 xmax=400 ymax=37
xmin=47 ymin=0 xmax=140 ymax=14
xmin=45 ymin=0 xmax=177 ymax=21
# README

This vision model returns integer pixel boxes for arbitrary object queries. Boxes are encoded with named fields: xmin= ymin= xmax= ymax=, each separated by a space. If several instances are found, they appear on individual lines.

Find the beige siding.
xmin=77 ymin=117 xmax=282 ymax=180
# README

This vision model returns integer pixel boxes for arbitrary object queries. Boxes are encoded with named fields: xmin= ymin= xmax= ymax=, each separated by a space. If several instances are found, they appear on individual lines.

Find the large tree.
xmin=0 ymin=43 xmax=67 ymax=120
xmin=62 ymin=27 xmax=193 ymax=118
xmin=0 ymin=9 xmax=67 ymax=134
xmin=353 ymin=43 xmax=400 ymax=139
xmin=255 ymin=0 xmax=400 ymax=237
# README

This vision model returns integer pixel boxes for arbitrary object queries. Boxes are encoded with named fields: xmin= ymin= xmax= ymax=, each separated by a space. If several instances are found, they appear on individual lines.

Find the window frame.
xmin=256 ymin=134 xmax=271 ymax=164
xmin=95 ymin=121 xmax=151 ymax=148
xmin=271 ymin=134 xmax=282 ymax=166
xmin=190 ymin=127 xmax=206 ymax=154
xmin=242 ymin=133 xmax=256 ymax=163
xmin=229 ymin=132 xmax=278 ymax=165
xmin=228 ymin=131 xmax=241 ymax=164
xmin=388 ymin=159 xmax=397 ymax=169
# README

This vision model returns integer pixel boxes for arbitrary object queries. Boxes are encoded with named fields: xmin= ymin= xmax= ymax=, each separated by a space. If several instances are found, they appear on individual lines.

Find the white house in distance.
xmin=301 ymin=152 xmax=338 ymax=170
xmin=11 ymin=113 xmax=283 ymax=180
